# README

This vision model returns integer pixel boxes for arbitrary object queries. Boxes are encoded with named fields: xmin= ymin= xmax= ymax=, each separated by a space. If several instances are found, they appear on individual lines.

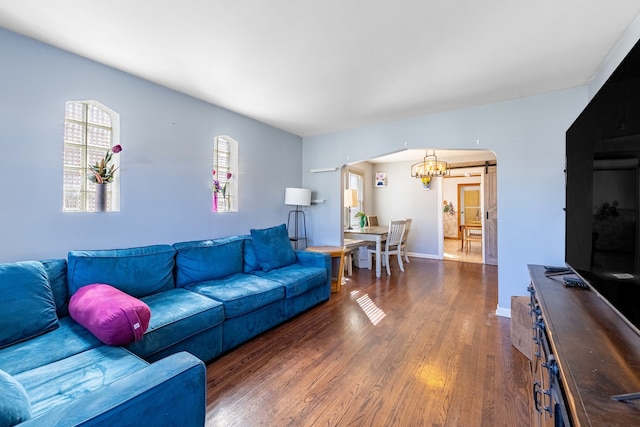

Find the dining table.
xmin=343 ymin=226 xmax=389 ymax=278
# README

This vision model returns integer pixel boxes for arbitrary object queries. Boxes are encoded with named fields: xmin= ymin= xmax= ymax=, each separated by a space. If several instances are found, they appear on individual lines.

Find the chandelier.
xmin=410 ymin=150 xmax=450 ymax=185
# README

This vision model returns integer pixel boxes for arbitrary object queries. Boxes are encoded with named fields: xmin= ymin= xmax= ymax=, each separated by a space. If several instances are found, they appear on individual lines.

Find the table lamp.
xmin=344 ymin=189 xmax=358 ymax=230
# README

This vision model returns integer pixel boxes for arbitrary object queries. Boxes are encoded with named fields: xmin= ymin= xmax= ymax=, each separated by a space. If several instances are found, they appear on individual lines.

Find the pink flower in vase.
xmin=222 ymin=173 xmax=232 ymax=197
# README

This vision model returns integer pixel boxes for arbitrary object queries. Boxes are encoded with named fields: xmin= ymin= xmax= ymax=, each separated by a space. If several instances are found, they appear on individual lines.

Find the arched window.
xmin=212 ymin=136 xmax=238 ymax=212
xmin=63 ymin=101 xmax=120 ymax=212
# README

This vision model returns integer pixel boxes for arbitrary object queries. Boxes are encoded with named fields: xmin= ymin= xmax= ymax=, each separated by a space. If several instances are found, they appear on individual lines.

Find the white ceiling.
xmin=1 ymin=1 xmax=639 ymax=137
xmin=368 ymin=148 xmax=495 ymax=164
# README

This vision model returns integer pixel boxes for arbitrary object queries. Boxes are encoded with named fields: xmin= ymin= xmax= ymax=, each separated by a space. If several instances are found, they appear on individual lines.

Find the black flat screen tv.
xmin=566 ymin=37 xmax=640 ymax=336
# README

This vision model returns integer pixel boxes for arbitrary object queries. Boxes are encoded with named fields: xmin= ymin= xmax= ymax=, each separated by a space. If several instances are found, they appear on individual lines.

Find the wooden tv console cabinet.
xmin=527 ymin=265 xmax=640 ymax=426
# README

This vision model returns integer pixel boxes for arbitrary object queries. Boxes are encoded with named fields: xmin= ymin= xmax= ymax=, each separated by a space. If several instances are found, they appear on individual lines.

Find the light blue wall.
xmin=302 ymin=88 xmax=588 ymax=313
xmin=368 ymin=159 xmax=442 ymax=256
xmin=0 ymin=28 xmax=302 ymax=262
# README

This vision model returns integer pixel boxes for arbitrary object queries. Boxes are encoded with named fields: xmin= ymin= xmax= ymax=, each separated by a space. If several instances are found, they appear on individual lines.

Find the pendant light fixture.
xmin=410 ymin=149 xmax=450 ymax=186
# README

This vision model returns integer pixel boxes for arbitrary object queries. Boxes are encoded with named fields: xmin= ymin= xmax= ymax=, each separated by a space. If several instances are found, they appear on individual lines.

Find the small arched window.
xmin=63 ymin=101 xmax=121 ymax=212
xmin=212 ymin=135 xmax=238 ymax=212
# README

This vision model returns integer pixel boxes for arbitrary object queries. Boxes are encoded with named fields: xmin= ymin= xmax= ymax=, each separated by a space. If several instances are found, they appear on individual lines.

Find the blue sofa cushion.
xmin=14 ymin=346 xmax=148 ymax=418
xmin=0 ymin=261 xmax=59 ymax=349
xmin=173 ymin=237 xmax=244 ymax=287
xmin=241 ymin=236 xmax=260 ymax=273
xmin=19 ymin=352 xmax=205 ymax=427
xmin=125 ymin=288 xmax=225 ymax=358
xmin=40 ymin=259 xmax=68 ymax=317
xmin=185 ymin=273 xmax=285 ymax=318
xmin=251 ymin=263 xmax=328 ymax=298
xmin=67 ymin=245 xmax=177 ymax=298
xmin=250 ymin=224 xmax=296 ymax=272
xmin=0 ymin=317 xmax=102 ymax=376
xmin=0 ymin=369 xmax=31 ymax=427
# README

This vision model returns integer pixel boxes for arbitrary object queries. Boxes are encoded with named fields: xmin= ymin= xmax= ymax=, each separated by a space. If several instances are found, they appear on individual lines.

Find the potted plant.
xmin=443 ymin=200 xmax=455 ymax=215
xmin=88 ymin=144 xmax=122 ymax=212
xmin=354 ymin=211 xmax=367 ymax=229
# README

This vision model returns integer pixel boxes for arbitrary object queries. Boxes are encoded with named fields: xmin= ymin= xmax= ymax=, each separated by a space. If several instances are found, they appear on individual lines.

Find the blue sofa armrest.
xmin=295 ymin=250 xmax=332 ymax=292
xmin=295 ymin=250 xmax=330 ymax=270
xmin=20 ymin=352 xmax=206 ymax=427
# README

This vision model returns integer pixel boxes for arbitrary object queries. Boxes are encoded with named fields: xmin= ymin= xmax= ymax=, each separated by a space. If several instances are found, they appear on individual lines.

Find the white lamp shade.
xmin=284 ymin=187 xmax=311 ymax=206
xmin=344 ymin=189 xmax=358 ymax=208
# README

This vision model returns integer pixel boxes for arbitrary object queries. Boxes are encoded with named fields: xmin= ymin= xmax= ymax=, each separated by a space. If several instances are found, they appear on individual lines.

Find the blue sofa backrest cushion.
xmin=0 ymin=261 xmax=59 ymax=349
xmin=241 ymin=236 xmax=260 ymax=273
xmin=67 ymin=245 xmax=177 ymax=298
xmin=0 ymin=369 xmax=32 ymax=426
xmin=250 ymin=224 xmax=297 ymax=272
xmin=40 ymin=259 xmax=69 ymax=317
xmin=173 ymin=237 xmax=244 ymax=287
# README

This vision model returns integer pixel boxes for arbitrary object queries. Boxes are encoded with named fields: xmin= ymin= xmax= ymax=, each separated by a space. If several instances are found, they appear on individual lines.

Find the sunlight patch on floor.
xmin=416 ymin=363 xmax=446 ymax=389
xmin=356 ymin=294 xmax=386 ymax=325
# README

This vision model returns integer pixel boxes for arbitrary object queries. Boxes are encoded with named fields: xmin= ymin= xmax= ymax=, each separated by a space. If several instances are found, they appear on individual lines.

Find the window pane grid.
xmin=213 ymin=137 xmax=233 ymax=212
xmin=63 ymin=169 xmax=83 ymax=190
xmin=64 ymin=145 xmax=84 ymax=167
xmin=64 ymin=191 xmax=82 ymax=212
xmin=64 ymin=122 xmax=85 ymax=145
xmin=87 ymin=104 xmax=111 ymax=126
xmin=216 ymin=153 xmax=230 ymax=168
xmin=87 ymin=125 xmax=112 ymax=148
xmin=63 ymin=101 xmax=115 ymax=212
xmin=87 ymin=148 xmax=107 ymax=166
xmin=65 ymin=102 xmax=85 ymax=122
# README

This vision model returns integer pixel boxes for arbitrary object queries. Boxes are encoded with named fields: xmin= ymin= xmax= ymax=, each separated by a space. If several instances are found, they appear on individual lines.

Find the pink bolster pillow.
xmin=69 ymin=284 xmax=151 ymax=346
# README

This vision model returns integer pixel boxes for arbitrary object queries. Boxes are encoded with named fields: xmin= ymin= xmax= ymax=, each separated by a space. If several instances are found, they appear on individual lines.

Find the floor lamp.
xmin=285 ymin=187 xmax=311 ymax=249
xmin=344 ymin=189 xmax=358 ymax=230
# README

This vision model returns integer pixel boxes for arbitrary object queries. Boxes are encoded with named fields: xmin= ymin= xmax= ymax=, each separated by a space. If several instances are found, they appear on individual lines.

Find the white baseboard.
xmin=406 ymin=252 xmax=441 ymax=260
xmin=495 ymin=305 xmax=511 ymax=318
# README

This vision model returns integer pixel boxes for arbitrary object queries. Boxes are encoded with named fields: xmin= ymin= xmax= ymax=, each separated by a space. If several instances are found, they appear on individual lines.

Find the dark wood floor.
xmin=205 ymin=258 xmax=532 ymax=426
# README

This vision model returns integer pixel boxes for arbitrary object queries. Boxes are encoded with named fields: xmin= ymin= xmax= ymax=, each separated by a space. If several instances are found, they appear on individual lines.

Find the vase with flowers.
xmin=422 ymin=176 xmax=432 ymax=190
xmin=355 ymin=211 xmax=367 ymax=229
xmin=88 ymin=145 xmax=122 ymax=212
xmin=212 ymin=170 xmax=233 ymax=212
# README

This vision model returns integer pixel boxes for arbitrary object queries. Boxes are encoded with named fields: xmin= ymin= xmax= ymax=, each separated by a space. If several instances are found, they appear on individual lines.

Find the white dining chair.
xmin=400 ymin=218 xmax=412 ymax=263
xmin=367 ymin=219 xmax=406 ymax=275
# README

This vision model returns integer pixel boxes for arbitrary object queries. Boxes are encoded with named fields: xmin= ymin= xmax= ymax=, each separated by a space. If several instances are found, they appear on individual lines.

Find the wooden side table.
xmin=306 ymin=246 xmax=345 ymax=293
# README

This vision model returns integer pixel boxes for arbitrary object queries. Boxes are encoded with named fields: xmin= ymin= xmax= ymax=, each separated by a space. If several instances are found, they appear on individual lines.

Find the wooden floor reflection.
xmin=444 ymin=238 xmax=482 ymax=264
xmin=205 ymin=258 xmax=531 ymax=426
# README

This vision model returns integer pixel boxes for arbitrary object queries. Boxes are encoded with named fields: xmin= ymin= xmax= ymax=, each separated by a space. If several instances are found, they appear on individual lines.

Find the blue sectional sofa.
xmin=0 ymin=225 xmax=331 ymax=426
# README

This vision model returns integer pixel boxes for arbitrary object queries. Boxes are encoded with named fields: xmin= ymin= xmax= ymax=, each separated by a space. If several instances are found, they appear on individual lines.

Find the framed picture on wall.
xmin=375 ymin=172 xmax=386 ymax=187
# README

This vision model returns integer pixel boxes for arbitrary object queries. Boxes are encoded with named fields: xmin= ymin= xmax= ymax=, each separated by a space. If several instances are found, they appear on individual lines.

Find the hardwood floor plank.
xmin=205 ymin=259 xmax=532 ymax=426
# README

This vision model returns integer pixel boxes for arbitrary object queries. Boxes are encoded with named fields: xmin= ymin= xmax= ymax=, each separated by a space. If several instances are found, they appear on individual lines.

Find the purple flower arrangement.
xmin=212 ymin=170 xmax=233 ymax=197
xmin=89 ymin=145 xmax=122 ymax=184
